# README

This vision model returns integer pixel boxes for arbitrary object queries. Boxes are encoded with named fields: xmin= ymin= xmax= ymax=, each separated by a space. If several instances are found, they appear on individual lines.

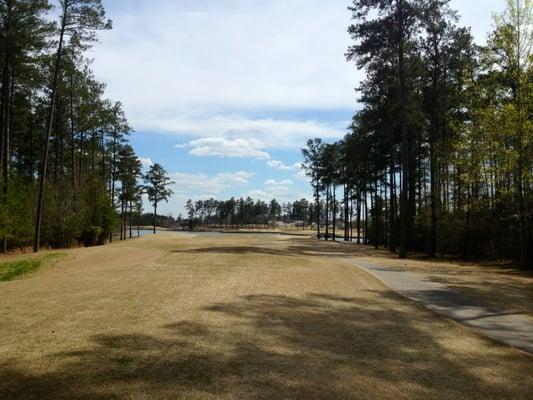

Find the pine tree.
xmin=144 ymin=163 xmax=174 ymax=234
xmin=347 ymin=0 xmax=421 ymax=258
xmin=34 ymin=0 xmax=111 ymax=252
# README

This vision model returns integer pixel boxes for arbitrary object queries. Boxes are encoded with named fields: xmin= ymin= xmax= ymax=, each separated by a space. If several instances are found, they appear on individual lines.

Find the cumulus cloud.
xmin=91 ymin=0 xmax=503 ymax=145
xmin=247 ymin=186 xmax=290 ymax=200
xmin=247 ymin=178 xmax=299 ymax=202
xmin=267 ymin=160 xmax=295 ymax=170
xmin=138 ymin=157 xmax=154 ymax=168
xmin=147 ymin=115 xmax=344 ymax=150
xmin=91 ymin=1 xmax=357 ymax=130
xmin=170 ymin=171 xmax=253 ymax=195
xmin=265 ymin=179 xmax=293 ymax=186
xmin=91 ymin=0 xmax=504 ymax=216
xmin=187 ymin=137 xmax=270 ymax=159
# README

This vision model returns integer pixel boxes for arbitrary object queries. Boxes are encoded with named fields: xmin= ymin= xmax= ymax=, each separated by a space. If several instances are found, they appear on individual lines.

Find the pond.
xmin=130 ymin=229 xmax=184 ymax=238
xmin=132 ymin=230 xmax=285 ymax=239
xmin=190 ymin=231 xmax=283 ymax=238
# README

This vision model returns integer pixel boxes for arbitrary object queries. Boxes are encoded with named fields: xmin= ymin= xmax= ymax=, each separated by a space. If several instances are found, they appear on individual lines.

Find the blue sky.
xmin=90 ymin=0 xmax=506 ymax=217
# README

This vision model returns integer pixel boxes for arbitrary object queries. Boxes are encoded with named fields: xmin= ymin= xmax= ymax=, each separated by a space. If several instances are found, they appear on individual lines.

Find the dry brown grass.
xmin=1 ymin=233 xmax=531 ymax=399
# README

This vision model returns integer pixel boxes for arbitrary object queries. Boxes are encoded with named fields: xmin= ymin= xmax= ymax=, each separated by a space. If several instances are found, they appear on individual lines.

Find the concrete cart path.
xmin=352 ymin=258 xmax=533 ymax=355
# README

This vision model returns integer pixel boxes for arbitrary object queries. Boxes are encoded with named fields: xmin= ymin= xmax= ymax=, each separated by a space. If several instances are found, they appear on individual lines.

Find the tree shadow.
xmin=172 ymin=246 xmax=292 ymax=257
xmin=170 ymin=238 xmax=390 ymax=260
xmin=2 ymin=293 xmax=531 ymax=399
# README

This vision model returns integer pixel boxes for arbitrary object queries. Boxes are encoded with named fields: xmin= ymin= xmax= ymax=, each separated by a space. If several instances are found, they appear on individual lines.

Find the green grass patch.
xmin=0 ymin=253 xmax=64 ymax=282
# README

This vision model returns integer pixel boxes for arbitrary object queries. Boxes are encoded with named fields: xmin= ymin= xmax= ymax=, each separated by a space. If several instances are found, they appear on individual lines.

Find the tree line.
xmin=303 ymin=0 xmax=532 ymax=268
xmin=0 ymin=0 xmax=173 ymax=252
xmin=185 ymin=197 xmax=313 ymax=229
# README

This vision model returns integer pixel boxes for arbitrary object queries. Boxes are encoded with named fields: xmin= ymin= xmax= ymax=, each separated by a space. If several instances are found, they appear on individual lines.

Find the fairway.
xmin=1 ymin=233 xmax=532 ymax=399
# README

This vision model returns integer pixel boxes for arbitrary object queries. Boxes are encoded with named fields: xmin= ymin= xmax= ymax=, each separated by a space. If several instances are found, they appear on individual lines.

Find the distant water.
xmin=191 ymin=231 xmax=282 ymax=238
xmin=131 ymin=229 xmax=181 ymax=238
xmin=131 ymin=230 xmax=288 ymax=239
xmin=319 ymin=236 xmax=363 ymax=243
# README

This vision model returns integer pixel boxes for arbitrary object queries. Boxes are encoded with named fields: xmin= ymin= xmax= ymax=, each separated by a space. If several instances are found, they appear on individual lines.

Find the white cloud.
xmin=139 ymin=157 xmax=154 ymax=168
xmin=187 ymin=137 xmax=270 ymax=159
xmin=145 ymin=114 xmax=344 ymax=150
xmin=90 ymin=0 xmax=505 ymax=216
xmin=90 ymin=0 xmax=507 ymax=156
xmin=89 ymin=0 xmax=354 ymax=151
xmin=267 ymin=160 xmax=295 ymax=170
xmin=265 ymin=179 xmax=293 ymax=186
xmin=92 ymin=1 xmax=357 ymax=120
xmin=91 ymin=1 xmax=503 ymax=134
xmin=171 ymin=171 xmax=253 ymax=195
xmin=247 ymin=186 xmax=290 ymax=200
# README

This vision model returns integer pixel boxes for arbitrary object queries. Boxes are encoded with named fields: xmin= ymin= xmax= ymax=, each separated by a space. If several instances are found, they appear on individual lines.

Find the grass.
xmin=0 ymin=253 xmax=63 ymax=282
xmin=0 ymin=233 xmax=531 ymax=399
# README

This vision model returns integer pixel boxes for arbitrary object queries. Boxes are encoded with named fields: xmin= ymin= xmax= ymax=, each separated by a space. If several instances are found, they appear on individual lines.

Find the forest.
xmin=303 ymin=0 xmax=532 ymax=268
xmin=184 ymin=197 xmax=313 ymax=229
xmin=0 ymin=0 xmax=172 ymax=252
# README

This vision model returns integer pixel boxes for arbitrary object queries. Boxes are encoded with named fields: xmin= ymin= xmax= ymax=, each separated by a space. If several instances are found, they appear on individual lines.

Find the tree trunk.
xmin=517 ymin=157 xmax=530 ymax=269
xmin=344 ymin=183 xmax=349 ymax=241
xmin=1 ymin=2 xmax=12 ymax=253
xmin=101 ymin=133 xmax=106 ymax=183
xmin=315 ymin=172 xmax=320 ymax=238
xmin=398 ymin=0 xmax=409 ymax=259
xmin=129 ymin=200 xmax=133 ymax=239
xmin=325 ymin=186 xmax=330 ymax=240
xmin=78 ymin=131 xmax=84 ymax=183
xmin=26 ymin=101 xmax=34 ymax=180
xmin=350 ymin=192 xmax=354 ymax=242
xmin=357 ymin=188 xmax=361 ymax=244
xmin=332 ymin=185 xmax=336 ymax=240
xmin=374 ymin=180 xmax=379 ymax=249
xmin=429 ymin=39 xmax=440 ymax=257
xmin=69 ymin=72 xmax=76 ymax=192
xmin=109 ymin=126 xmax=117 ymax=243
xmin=34 ymin=6 xmax=67 ymax=252
xmin=120 ymin=201 xmax=124 ymax=241
xmin=153 ymin=200 xmax=157 ymax=234
xmin=364 ymin=190 xmax=368 ymax=245
xmin=389 ymin=137 xmax=396 ymax=252
xmin=91 ymin=127 xmax=96 ymax=176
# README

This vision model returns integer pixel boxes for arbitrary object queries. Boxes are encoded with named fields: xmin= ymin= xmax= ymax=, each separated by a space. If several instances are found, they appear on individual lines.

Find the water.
xmin=190 ymin=231 xmax=283 ymax=238
xmin=132 ymin=230 xmax=288 ymax=239
xmin=130 ymin=229 xmax=183 ymax=238
xmin=319 ymin=236 xmax=363 ymax=243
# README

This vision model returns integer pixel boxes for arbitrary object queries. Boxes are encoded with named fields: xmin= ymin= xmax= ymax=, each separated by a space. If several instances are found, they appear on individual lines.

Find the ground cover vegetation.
xmin=0 ymin=251 xmax=62 ymax=281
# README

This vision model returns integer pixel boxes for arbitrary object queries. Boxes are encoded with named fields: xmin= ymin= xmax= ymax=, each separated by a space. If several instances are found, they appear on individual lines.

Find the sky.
xmin=89 ymin=0 xmax=507 ymax=217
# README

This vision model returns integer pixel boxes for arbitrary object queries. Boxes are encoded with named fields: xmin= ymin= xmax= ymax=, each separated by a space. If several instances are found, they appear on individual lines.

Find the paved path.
xmin=352 ymin=258 xmax=533 ymax=355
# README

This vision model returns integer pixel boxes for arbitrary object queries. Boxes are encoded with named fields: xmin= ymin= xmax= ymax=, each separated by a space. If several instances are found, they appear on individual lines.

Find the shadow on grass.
xmin=172 ymin=238 xmax=533 ymax=313
xmin=2 ymin=293 xmax=531 ymax=399
xmin=170 ymin=238 xmax=388 ymax=260
xmin=194 ymin=237 xmax=533 ymax=276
